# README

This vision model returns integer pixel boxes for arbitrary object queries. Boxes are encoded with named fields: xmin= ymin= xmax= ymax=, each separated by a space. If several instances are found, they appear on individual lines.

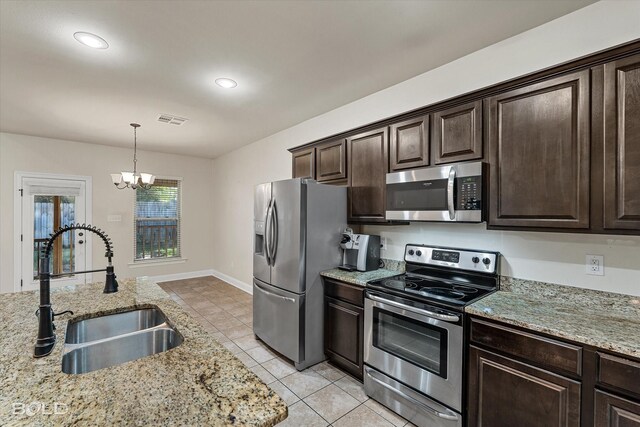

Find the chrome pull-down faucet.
xmin=34 ymin=223 xmax=117 ymax=358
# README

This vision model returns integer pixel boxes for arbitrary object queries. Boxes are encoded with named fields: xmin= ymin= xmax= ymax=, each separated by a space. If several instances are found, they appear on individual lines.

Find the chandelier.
xmin=111 ymin=123 xmax=155 ymax=190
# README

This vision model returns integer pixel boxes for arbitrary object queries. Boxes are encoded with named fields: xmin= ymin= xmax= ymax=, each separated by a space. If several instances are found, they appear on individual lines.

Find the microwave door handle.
xmin=447 ymin=166 xmax=456 ymax=220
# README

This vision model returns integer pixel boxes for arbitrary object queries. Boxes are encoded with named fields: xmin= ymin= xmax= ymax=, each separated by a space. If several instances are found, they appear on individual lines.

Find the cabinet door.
xmin=603 ymin=53 xmax=640 ymax=231
xmin=324 ymin=296 xmax=364 ymax=379
xmin=292 ymin=147 xmax=315 ymax=179
xmin=315 ymin=139 xmax=347 ymax=183
xmin=487 ymin=70 xmax=590 ymax=229
xmin=595 ymin=390 xmax=640 ymax=427
xmin=389 ymin=115 xmax=429 ymax=171
xmin=468 ymin=346 xmax=581 ymax=427
xmin=432 ymin=100 xmax=483 ymax=164
xmin=347 ymin=127 xmax=389 ymax=222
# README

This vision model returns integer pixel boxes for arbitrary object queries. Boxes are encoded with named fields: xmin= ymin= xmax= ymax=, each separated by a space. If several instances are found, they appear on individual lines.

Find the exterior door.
xmin=270 ymin=179 xmax=304 ymax=294
xmin=19 ymin=175 xmax=88 ymax=291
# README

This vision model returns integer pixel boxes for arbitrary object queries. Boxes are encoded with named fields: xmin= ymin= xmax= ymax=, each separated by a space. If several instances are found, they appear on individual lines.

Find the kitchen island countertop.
xmin=0 ymin=279 xmax=287 ymax=426
xmin=466 ymin=277 xmax=640 ymax=359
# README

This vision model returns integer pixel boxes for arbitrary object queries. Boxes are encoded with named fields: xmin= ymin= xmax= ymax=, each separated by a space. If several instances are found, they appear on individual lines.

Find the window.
xmin=134 ymin=178 xmax=181 ymax=261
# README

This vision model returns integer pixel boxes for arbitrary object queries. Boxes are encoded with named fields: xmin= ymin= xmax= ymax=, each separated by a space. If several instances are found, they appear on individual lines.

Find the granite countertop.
xmin=320 ymin=259 xmax=404 ymax=287
xmin=0 ymin=279 xmax=287 ymax=426
xmin=466 ymin=277 xmax=640 ymax=359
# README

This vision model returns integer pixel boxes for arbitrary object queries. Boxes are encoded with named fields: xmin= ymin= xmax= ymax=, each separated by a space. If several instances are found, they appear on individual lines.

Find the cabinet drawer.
xmin=470 ymin=317 xmax=582 ymax=376
xmin=323 ymin=278 xmax=364 ymax=307
xmin=598 ymin=352 xmax=640 ymax=396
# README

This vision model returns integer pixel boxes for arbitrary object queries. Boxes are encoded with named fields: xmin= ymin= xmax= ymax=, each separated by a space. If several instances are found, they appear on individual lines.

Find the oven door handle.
xmin=368 ymin=293 xmax=460 ymax=323
xmin=447 ymin=165 xmax=456 ymax=220
xmin=365 ymin=367 xmax=459 ymax=421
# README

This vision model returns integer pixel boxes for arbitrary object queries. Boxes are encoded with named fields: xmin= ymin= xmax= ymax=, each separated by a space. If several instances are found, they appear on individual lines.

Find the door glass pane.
xmin=33 ymin=195 xmax=76 ymax=279
xmin=373 ymin=308 xmax=447 ymax=377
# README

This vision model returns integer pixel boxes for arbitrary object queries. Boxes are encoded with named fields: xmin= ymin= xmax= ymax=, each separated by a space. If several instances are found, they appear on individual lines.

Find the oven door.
xmin=364 ymin=292 xmax=463 ymax=412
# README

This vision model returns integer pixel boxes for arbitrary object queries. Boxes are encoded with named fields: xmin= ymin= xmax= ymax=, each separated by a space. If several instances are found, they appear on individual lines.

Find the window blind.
xmin=134 ymin=178 xmax=181 ymax=260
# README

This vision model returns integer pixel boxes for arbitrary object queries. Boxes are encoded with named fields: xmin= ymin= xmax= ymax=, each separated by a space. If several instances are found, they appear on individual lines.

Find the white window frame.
xmin=132 ymin=176 xmax=183 ymax=265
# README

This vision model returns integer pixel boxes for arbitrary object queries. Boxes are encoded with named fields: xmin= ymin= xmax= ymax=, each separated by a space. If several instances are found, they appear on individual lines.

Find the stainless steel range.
xmin=364 ymin=244 xmax=500 ymax=427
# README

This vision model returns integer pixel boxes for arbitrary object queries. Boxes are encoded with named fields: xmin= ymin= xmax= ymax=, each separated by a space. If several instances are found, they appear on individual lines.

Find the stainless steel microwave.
xmin=386 ymin=161 xmax=485 ymax=222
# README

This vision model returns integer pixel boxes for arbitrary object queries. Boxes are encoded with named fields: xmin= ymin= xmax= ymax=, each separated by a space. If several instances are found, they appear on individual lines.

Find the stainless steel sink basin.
xmin=61 ymin=307 xmax=183 ymax=374
xmin=65 ymin=308 xmax=169 ymax=344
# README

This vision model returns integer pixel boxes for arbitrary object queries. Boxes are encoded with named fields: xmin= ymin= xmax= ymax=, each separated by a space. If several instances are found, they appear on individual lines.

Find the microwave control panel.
xmin=457 ymin=176 xmax=482 ymax=210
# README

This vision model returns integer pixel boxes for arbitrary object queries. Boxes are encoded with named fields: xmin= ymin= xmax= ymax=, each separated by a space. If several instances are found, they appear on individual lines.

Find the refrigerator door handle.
xmin=271 ymin=200 xmax=279 ymax=265
xmin=265 ymin=198 xmax=273 ymax=265
xmin=255 ymin=281 xmax=295 ymax=303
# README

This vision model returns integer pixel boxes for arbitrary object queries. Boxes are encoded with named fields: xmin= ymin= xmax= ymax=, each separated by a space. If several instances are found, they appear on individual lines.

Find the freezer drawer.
xmin=253 ymin=279 xmax=304 ymax=363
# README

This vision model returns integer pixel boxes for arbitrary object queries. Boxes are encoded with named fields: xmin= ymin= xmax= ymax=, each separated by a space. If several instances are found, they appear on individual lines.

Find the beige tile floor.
xmin=158 ymin=276 xmax=415 ymax=427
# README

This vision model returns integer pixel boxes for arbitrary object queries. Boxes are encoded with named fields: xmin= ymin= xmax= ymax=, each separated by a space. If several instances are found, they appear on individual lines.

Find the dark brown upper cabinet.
xmin=603 ymin=53 xmax=640 ymax=231
xmin=487 ymin=70 xmax=591 ymax=229
xmin=432 ymin=100 xmax=483 ymax=164
xmin=315 ymin=139 xmax=347 ymax=183
xmin=389 ymin=115 xmax=430 ymax=171
xmin=291 ymin=147 xmax=315 ymax=179
xmin=347 ymin=127 xmax=389 ymax=223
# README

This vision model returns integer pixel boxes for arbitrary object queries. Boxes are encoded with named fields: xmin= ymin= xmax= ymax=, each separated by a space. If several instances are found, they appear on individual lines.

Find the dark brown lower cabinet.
xmin=323 ymin=278 xmax=364 ymax=380
xmin=594 ymin=390 xmax=640 ymax=427
xmin=468 ymin=316 xmax=640 ymax=427
xmin=324 ymin=296 xmax=363 ymax=380
xmin=468 ymin=345 xmax=581 ymax=427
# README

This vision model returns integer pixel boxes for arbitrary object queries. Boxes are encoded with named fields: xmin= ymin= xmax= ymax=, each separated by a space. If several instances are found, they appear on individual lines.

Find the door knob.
xmin=78 ymin=240 xmax=84 ymax=244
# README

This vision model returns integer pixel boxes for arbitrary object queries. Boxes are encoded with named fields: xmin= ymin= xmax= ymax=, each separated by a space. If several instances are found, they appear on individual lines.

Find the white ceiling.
xmin=0 ymin=0 xmax=596 ymax=158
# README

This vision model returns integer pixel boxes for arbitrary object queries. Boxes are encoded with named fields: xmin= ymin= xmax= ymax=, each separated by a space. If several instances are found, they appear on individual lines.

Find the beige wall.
xmin=0 ymin=132 xmax=214 ymax=293
xmin=210 ymin=1 xmax=640 ymax=296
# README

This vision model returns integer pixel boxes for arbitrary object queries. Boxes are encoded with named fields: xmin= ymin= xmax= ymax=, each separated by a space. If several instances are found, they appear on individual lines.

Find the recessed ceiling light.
xmin=73 ymin=32 xmax=109 ymax=49
xmin=215 ymin=78 xmax=238 ymax=89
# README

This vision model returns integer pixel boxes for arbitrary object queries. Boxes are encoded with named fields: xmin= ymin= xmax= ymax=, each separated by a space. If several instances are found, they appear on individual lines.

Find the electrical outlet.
xmin=586 ymin=255 xmax=604 ymax=276
xmin=380 ymin=237 xmax=387 ymax=251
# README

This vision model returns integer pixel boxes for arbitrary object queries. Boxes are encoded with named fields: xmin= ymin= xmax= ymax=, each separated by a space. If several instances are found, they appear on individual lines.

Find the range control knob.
xmin=416 ymin=250 xmax=422 ymax=257
xmin=472 ymin=256 xmax=480 ymax=264
xmin=482 ymin=257 xmax=491 ymax=265
xmin=408 ymin=249 xmax=415 ymax=256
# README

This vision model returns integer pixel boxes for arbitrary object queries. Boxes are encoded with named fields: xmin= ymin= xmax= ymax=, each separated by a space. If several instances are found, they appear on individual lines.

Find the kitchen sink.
xmin=65 ymin=308 xmax=169 ymax=344
xmin=61 ymin=307 xmax=183 ymax=374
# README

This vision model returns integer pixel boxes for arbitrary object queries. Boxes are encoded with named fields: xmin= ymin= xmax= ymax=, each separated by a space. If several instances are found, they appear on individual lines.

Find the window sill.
xmin=128 ymin=258 xmax=188 ymax=268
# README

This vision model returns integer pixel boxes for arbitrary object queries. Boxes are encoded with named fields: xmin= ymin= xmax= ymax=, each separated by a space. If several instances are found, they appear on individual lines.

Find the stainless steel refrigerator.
xmin=253 ymin=178 xmax=346 ymax=370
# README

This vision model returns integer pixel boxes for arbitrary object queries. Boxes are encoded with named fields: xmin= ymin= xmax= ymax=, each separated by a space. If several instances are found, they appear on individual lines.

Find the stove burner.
xmin=419 ymin=287 xmax=465 ymax=299
xmin=382 ymin=279 xmax=417 ymax=290
xmin=453 ymin=285 xmax=478 ymax=294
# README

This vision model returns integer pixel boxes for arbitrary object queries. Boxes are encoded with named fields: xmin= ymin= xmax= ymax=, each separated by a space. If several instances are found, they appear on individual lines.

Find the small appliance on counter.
xmin=338 ymin=228 xmax=380 ymax=272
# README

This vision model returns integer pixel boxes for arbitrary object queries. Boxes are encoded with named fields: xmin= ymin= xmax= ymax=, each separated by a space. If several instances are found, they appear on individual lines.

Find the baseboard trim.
xmin=210 ymin=268 xmax=253 ymax=295
xmin=142 ymin=268 xmax=253 ymax=295
xmin=141 ymin=269 xmax=215 ymax=284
